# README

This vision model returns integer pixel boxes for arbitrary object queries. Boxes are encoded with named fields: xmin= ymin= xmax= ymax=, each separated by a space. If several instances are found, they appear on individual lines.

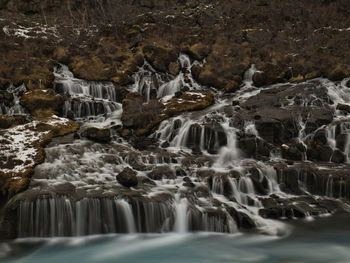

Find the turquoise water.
xmin=2 ymin=215 xmax=350 ymax=263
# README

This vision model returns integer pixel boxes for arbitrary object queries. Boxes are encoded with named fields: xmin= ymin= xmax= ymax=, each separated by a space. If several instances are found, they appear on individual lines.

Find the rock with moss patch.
xmin=20 ymin=89 xmax=63 ymax=116
xmin=81 ymin=127 xmax=111 ymax=143
xmin=186 ymin=43 xmax=210 ymax=61
xmin=143 ymin=44 xmax=178 ymax=73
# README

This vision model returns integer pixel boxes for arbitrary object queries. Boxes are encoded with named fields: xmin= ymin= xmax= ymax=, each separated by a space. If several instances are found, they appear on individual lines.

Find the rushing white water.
xmin=11 ymin=62 xmax=350 ymax=239
xmin=54 ymin=64 xmax=122 ymax=121
xmin=129 ymin=54 xmax=200 ymax=103
xmin=174 ymin=196 xmax=188 ymax=233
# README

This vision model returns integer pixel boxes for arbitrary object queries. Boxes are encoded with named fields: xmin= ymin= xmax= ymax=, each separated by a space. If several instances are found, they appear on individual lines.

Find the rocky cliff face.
xmin=1 ymin=0 xmax=350 ymax=239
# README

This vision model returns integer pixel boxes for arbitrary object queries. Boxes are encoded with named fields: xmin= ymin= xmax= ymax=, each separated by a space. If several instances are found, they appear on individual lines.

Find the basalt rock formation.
xmin=1 ymin=0 xmax=350 ymax=240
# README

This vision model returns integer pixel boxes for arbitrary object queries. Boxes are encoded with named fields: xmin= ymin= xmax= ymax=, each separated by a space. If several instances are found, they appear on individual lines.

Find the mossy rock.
xmin=328 ymin=65 xmax=350 ymax=81
xmin=0 ymin=115 xmax=27 ymax=129
xmin=197 ymin=65 xmax=226 ymax=89
xmin=20 ymin=89 xmax=63 ymax=116
xmin=81 ymin=126 xmax=111 ymax=143
xmin=142 ymin=44 xmax=178 ymax=73
xmin=165 ymin=91 xmax=214 ymax=116
xmin=186 ymin=43 xmax=210 ymax=61
xmin=70 ymin=56 xmax=112 ymax=81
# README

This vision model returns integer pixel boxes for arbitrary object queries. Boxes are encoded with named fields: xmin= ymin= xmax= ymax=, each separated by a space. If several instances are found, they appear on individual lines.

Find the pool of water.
xmin=2 ymin=214 xmax=350 ymax=263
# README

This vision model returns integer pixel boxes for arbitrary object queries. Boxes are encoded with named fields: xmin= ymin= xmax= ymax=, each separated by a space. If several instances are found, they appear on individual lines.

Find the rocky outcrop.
xmin=143 ymin=44 xmax=178 ymax=73
xmin=121 ymin=92 xmax=165 ymax=133
xmin=20 ymin=89 xmax=63 ymax=117
xmin=122 ymin=91 xmax=214 ymax=136
xmin=185 ymin=43 xmax=210 ymax=61
xmin=252 ymin=63 xmax=284 ymax=87
xmin=0 ymin=116 xmax=79 ymax=198
xmin=0 ymin=114 xmax=27 ymax=129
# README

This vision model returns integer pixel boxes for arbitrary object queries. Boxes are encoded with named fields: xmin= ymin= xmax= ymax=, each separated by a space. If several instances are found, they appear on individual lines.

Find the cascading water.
xmin=0 ymin=84 xmax=27 ymax=115
xmin=129 ymin=54 xmax=200 ymax=103
xmin=54 ymin=64 xmax=122 ymax=120
xmin=13 ymin=59 xmax=350 ymax=239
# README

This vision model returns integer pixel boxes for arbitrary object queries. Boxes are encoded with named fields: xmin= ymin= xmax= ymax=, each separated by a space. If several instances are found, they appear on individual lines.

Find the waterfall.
xmin=13 ymin=62 xmax=350 ymax=240
xmin=129 ymin=54 xmax=200 ymax=103
xmin=54 ymin=64 xmax=121 ymax=120
xmin=18 ymin=197 xmax=174 ymax=237
xmin=0 ymin=84 xmax=27 ymax=115
xmin=174 ymin=196 xmax=188 ymax=233
xmin=214 ymin=122 xmax=240 ymax=167
xmin=117 ymin=199 xmax=136 ymax=233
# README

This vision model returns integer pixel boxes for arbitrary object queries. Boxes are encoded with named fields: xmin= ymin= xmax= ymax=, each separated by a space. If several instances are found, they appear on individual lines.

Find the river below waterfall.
xmin=2 ymin=214 xmax=350 ymax=263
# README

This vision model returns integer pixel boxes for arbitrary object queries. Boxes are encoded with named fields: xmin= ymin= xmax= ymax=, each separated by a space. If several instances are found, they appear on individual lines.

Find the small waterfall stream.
xmin=0 ymin=84 xmax=28 ymax=115
xmin=54 ymin=64 xmax=122 ymax=120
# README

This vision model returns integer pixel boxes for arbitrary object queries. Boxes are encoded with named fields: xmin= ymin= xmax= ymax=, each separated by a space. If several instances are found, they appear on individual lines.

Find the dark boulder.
xmin=346 ymin=80 xmax=350 ymax=88
xmin=237 ymin=133 xmax=272 ymax=158
xmin=183 ymin=177 xmax=195 ymax=187
xmin=336 ymin=104 xmax=350 ymax=114
xmin=184 ymin=122 xmax=227 ymax=154
xmin=142 ymin=44 xmax=178 ymax=73
xmin=306 ymin=143 xmax=333 ymax=162
xmin=203 ymin=122 xmax=227 ymax=154
xmin=328 ymin=65 xmax=350 ymax=81
xmin=116 ymin=167 xmax=138 ymax=187
xmin=121 ymin=92 xmax=164 ymax=132
xmin=276 ymin=168 xmax=302 ymax=194
xmin=80 ymin=127 xmax=111 ymax=143
xmin=313 ymin=129 xmax=328 ymax=145
xmin=254 ymin=108 xmax=298 ymax=144
xmin=304 ymin=108 xmax=334 ymax=134
xmin=331 ymin=149 xmax=346 ymax=164
xmin=185 ymin=43 xmax=210 ymax=61
xmin=252 ymin=63 xmax=284 ymax=87
xmin=281 ymin=141 xmax=306 ymax=161
xmin=175 ymin=167 xmax=187 ymax=177
xmin=130 ymin=136 xmax=158 ymax=150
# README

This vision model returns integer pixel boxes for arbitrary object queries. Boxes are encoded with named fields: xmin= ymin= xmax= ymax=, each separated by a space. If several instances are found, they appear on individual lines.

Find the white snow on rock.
xmin=0 ymin=116 xmax=72 ymax=176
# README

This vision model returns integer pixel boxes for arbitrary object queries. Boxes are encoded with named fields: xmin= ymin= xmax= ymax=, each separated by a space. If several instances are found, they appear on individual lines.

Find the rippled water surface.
xmin=2 ymin=214 xmax=350 ymax=263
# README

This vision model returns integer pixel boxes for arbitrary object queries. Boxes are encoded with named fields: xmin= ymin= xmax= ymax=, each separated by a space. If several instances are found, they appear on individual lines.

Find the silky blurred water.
xmin=2 ymin=214 xmax=350 ymax=263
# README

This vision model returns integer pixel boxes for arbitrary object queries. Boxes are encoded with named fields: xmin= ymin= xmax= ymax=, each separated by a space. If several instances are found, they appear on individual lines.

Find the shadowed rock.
xmin=116 ymin=167 xmax=138 ymax=187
